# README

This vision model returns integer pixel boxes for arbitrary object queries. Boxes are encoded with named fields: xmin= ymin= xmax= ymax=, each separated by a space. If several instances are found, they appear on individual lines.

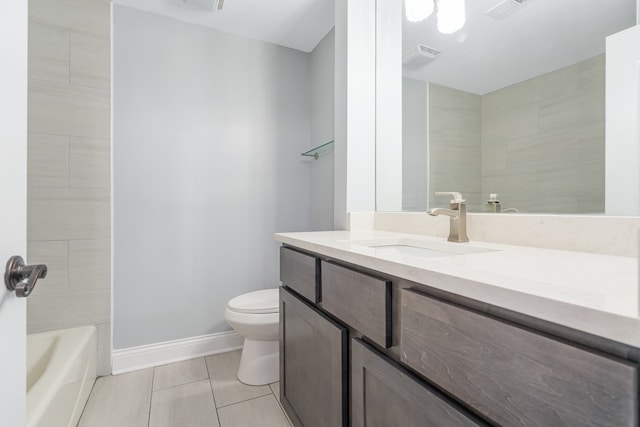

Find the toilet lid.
xmin=227 ymin=288 xmax=279 ymax=314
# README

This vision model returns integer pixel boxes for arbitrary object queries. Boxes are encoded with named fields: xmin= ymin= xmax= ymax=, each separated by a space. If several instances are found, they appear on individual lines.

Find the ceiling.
xmin=112 ymin=0 xmax=635 ymax=93
xmin=112 ymin=0 xmax=335 ymax=52
xmin=403 ymin=0 xmax=636 ymax=94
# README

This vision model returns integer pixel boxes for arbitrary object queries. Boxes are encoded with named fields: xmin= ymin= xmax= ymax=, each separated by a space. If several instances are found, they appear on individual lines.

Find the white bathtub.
xmin=27 ymin=326 xmax=97 ymax=427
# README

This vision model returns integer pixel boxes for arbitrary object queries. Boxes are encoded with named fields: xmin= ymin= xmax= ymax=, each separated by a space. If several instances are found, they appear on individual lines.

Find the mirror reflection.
xmin=393 ymin=0 xmax=636 ymax=214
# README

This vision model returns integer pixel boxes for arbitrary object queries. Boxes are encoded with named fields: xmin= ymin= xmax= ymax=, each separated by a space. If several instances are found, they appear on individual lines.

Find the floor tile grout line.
xmin=206 ymin=373 xmax=223 ymax=427
xmin=153 ymin=356 xmax=207 ymax=371
xmin=215 ymin=391 xmax=275 ymax=410
xmin=268 ymin=387 xmax=293 ymax=427
xmin=153 ymin=376 xmax=212 ymax=393
xmin=216 ymin=391 xmax=292 ymax=427
xmin=151 ymin=357 xmax=209 ymax=392
xmin=147 ymin=368 xmax=155 ymax=427
xmin=153 ymin=376 xmax=209 ymax=393
xmin=75 ymin=375 xmax=99 ymax=425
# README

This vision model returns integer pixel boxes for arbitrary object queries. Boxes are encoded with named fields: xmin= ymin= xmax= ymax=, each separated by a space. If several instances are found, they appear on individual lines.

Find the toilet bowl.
xmin=224 ymin=288 xmax=279 ymax=386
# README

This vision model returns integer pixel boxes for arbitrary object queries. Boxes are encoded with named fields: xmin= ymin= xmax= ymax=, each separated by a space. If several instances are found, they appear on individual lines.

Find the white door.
xmin=0 ymin=1 xmax=29 ymax=425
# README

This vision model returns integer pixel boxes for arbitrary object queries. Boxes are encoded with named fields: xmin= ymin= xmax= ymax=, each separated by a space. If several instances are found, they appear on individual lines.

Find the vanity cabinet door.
xmin=351 ymin=338 xmax=485 ymax=427
xmin=279 ymin=287 xmax=347 ymax=427
xmin=400 ymin=289 xmax=638 ymax=427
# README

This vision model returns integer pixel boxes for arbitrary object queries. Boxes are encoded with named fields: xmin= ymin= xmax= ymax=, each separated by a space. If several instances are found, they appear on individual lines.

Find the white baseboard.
xmin=111 ymin=331 xmax=243 ymax=375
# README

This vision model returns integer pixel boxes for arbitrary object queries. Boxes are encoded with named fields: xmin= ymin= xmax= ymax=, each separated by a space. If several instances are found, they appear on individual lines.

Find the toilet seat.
xmin=227 ymin=288 xmax=279 ymax=314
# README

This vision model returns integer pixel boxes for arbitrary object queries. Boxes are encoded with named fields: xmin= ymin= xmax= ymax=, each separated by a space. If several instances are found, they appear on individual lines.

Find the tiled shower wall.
xmin=420 ymin=55 xmax=605 ymax=214
xmin=428 ymin=84 xmax=482 ymax=210
xmin=480 ymin=55 xmax=605 ymax=214
xmin=26 ymin=0 xmax=111 ymax=375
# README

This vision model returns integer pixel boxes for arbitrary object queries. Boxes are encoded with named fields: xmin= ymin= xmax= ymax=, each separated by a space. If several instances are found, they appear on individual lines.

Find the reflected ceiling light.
xmin=437 ymin=0 xmax=466 ymax=34
xmin=406 ymin=0 xmax=435 ymax=22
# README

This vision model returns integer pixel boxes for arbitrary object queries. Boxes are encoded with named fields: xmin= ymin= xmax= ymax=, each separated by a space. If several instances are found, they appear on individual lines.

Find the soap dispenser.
xmin=486 ymin=193 xmax=501 ymax=213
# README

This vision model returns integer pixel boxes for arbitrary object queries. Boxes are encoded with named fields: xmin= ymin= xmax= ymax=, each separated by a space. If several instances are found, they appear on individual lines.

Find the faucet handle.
xmin=435 ymin=191 xmax=465 ymax=203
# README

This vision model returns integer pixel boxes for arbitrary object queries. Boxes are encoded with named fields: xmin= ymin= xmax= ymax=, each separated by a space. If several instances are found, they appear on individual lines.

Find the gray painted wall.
xmin=113 ymin=6 xmax=311 ymax=349
xmin=309 ymin=29 xmax=335 ymax=231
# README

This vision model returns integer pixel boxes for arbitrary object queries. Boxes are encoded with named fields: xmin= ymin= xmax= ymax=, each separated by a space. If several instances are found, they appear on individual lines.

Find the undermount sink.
xmin=349 ymin=238 xmax=498 ymax=258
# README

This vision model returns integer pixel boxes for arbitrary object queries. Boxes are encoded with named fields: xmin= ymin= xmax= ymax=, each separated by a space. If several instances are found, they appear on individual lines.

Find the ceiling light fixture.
xmin=405 ymin=0 xmax=435 ymax=22
xmin=405 ymin=0 xmax=466 ymax=34
xmin=216 ymin=0 xmax=224 ymax=10
xmin=437 ymin=0 xmax=466 ymax=34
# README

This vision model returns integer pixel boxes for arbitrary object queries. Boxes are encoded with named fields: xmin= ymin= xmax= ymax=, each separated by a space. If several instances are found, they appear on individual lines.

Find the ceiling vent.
xmin=402 ymin=45 xmax=441 ymax=67
xmin=486 ymin=0 xmax=536 ymax=20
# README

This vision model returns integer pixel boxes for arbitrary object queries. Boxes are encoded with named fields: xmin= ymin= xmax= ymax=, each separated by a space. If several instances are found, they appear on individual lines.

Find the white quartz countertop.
xmin=275 ymin=230 xmax=640 ymax=349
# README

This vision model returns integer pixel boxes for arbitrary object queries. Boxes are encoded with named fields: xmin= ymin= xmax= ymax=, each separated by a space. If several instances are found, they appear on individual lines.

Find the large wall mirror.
xmin=378 ymin=0 xmax=637 ymax=214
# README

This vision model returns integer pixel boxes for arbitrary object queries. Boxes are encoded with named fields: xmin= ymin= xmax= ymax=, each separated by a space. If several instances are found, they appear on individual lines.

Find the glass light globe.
xmin=406 ymin=0 xmax=435 ymax=22
xmin=437 ymin=0 xmax=466 ymax=34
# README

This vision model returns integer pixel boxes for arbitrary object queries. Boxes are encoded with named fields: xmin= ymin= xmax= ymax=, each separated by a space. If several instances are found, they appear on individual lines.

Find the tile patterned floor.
xmin=78 ymin=351 xmax=291 ymax=427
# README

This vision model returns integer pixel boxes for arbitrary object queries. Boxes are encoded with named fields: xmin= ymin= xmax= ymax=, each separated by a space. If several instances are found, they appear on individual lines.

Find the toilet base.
xmin=237 ymin=338 xmax=279 ymax=386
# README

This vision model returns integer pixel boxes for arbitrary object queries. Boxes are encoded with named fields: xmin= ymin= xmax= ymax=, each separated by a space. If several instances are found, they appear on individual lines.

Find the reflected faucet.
xmin=428 ymin=192 xmax=469 ymax=243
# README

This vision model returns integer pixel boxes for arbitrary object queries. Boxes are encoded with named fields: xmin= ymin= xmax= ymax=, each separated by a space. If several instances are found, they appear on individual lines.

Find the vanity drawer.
xmin=400 ymin=289 xmax=638 ymax=427
xmin=280 ymin=247 xmax=319 ymax=303
xmin=321 ymin=261 xmax=392 ymax=348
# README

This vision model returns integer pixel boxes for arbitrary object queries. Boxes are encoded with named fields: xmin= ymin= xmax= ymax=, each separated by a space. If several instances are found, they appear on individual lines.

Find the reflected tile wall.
xmin=27 ymin=0 xmax=111 ymax=375
xmin=481 ymin=55 xmax=605 ymax=214
xmin=428 ymin=84 xmax=482 ymax=210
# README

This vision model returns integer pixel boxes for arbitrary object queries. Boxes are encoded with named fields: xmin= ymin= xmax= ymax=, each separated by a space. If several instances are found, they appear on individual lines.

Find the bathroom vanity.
xmin=276 ymin=230 xmax=639 ymax=427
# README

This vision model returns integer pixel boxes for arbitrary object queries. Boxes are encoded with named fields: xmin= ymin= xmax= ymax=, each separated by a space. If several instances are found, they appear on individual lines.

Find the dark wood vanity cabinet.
xmin=322 ymin=261 xmax=392 ymax=348
xmin=279 ymin=287 xmax=347 ymax=427
xmin=400 ymin=289 xmax=639 ymax=427
xmin=351 ymin=338 xmax=485 ymax=427
xmin=279 ymin=244 xmax=639 ymax=427
xmin=280 ymin=246 xmax=319 ymax=303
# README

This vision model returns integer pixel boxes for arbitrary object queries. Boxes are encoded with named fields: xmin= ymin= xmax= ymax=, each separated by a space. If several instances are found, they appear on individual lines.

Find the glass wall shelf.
xmin=301 ymin=140 xmax=334 ymax=159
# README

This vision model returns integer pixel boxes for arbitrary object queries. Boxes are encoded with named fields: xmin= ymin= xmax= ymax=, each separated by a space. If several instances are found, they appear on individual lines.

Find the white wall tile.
xmin=26 ymin=240 xmax=69 ymax=296
xmin=27 ymin=0 xmax=112 ymax=379
xmin=481 ymin=145 xmax=507 ymax=172
xmin=70 ymin=32 xmax=110 ymax=89
xmin=575 ymin=124 xmax=605 ymax=163
xmin=69 ymin=136 xmax=110 ymax=188
xmin=428 ymin=84 xmax=482 ymax=209
xmin=28 ymin=133 xmax=69 ymax=188
xmin=69 ymin=239 xmax=110 ymax=291
xmin=96 ymin=322 xmax=111 ymax=376
xmin=30 ymin=0 xmax=110 ymax=38
xmin=28 ymin=188 xmax=110 ymax=241
xmin=28 ymin=22 xmax=69 ymax=83
xmin=27 ymin=289 xmax=110 ymax=333
xmin=480 ymin=56 xmax=605 ymax=214
xmin=28 ymin=80 xmax=109 ymax=138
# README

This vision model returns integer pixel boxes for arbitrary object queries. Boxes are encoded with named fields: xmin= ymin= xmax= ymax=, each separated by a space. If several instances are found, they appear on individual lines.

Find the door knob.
xmin=4 ymin=255 xmax=47 ymax=298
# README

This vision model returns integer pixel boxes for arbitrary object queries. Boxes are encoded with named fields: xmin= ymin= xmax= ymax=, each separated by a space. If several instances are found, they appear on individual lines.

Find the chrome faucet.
xmin=428 ymin=192 xmax=469 ymax=243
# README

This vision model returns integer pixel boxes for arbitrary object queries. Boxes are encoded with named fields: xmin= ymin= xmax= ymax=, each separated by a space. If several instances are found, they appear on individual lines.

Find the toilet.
xmin=224 ymin=288 xmax=280 ymax=385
